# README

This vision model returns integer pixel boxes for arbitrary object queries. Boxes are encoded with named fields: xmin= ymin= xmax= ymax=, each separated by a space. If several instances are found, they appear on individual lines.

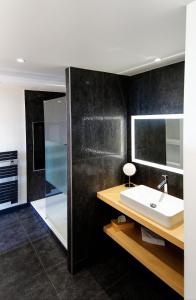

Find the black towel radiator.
xmin=0 ymin=151 xmax=18 ymax=204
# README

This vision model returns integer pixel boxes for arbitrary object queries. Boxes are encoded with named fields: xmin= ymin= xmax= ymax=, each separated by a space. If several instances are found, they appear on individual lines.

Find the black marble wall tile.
xmin=127 ymin=62 xmax=184 ymax=198
xmin=67 ymin=63 xmax=184 ymax=279
xmin=66 ymin=67 xmax=127 ymax=273
xmin=25 ymin=90 xmax=65 ymax=202
xmin=127 ymin=62 xmax=184 ymax=116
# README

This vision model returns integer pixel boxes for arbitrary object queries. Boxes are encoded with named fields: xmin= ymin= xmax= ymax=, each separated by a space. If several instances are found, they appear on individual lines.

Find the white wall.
xmin=0 ymin=86 xmax=27 ymax=209
xmin=184 ymin=1 xmax=196 ymax=299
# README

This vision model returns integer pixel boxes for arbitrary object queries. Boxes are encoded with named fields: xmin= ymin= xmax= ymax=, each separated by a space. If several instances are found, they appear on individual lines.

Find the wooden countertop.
xmin=97 ymin=185 xmax=184 ymax=250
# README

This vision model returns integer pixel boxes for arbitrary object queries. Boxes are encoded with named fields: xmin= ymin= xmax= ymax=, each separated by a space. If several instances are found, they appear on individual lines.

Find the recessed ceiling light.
xmin=16 ymin=58 xmax=26 ymax=63
xmin=154 ymin=57 xmax=161 ymax=63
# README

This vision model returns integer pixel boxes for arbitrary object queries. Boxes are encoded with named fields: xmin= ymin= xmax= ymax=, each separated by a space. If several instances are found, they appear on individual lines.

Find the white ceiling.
xmin=0 ymin=0 xmax=190 ymax=88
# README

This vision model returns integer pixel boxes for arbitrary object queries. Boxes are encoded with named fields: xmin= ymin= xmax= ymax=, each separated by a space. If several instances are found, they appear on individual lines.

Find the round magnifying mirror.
xmin=123 ymin=163 xmax=136 ymax=187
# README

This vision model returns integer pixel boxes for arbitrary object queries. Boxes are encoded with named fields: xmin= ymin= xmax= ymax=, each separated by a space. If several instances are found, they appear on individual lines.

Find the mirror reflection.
xmin=132 ymin=115 xmax=183 ymax=173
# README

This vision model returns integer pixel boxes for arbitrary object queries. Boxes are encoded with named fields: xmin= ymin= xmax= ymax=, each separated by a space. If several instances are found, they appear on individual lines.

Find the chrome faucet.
xmin=157 ymin=175 xmax=168 ymax=194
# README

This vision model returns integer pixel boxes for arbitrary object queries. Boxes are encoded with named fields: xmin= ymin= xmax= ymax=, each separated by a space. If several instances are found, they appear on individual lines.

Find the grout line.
xmin=18 ymin=211 xmax=61 ymax=299
xmin=45 ymin=259 xmax=67 ymax=273
xmin=0 ymin=213 xmax=30 ymax=257
xmin=29 ymin=240 xmax=61 ymax=300
xmin=0 ymin=240 xmax=31 ymax=257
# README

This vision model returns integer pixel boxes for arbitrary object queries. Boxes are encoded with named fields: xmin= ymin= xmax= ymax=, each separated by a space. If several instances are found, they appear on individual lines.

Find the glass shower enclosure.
xmin=44 ymin=97 xmax=67 ymax=248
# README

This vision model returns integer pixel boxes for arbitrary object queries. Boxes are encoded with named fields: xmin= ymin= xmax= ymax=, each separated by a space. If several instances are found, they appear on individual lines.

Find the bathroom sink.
xmin=120 ymin=185 xmax=184 ymax=228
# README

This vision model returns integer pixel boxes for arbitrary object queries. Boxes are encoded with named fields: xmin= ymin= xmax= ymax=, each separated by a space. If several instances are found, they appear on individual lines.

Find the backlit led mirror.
xmin=131 ymin=114 xmax=183 ymax=174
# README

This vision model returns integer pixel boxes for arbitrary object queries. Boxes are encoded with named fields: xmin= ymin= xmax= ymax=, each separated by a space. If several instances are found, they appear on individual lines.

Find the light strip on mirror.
xmin=132 ymin=114 xmax=184 ymax=120
xmin=131 ymin=114 xmax=184 ymax=175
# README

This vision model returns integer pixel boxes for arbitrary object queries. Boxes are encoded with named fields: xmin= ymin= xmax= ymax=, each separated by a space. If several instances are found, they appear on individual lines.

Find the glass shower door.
xmin=44 ymin=97 xmax=67 ymax=248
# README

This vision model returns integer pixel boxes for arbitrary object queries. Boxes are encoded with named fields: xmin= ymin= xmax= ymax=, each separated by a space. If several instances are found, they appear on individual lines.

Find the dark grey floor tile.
xmin=0 ymin=212 xmax=19 ymax=229
xmin=0 ymin=243 xmax=43 ymax=284
xmin=89 ymin=253 xmax=131 ymax=289
xmin=32 ymin=235 xmax=67 ymax=269
xmin=106 ymin=274 xmax=152 ymax=300
xmin=0 ymin=271 xmax=58 ymax=300
xmin=21 ymin=213 xmax=50 ymax=241
xmin=0 ymin=222 xmax=29 ymax=254
xmin=106 ymin=264 xmax=183 ymax=300
xmin=47 ymin=263 xmax=108 ymax=300
xmin=16 ymin=205 xmax=38 ymax=221
xmin=0 ymin=277 xmax=31 ymax=300
xmin=0 ymin=206 xmax=182 ymax=300
xmin=90 ymin=291 xmax=110 ymax=300
xmin=59 ymin=289 xmax=110 ymax=300
xmin=30 ymin=272 xmax=59 ymax=300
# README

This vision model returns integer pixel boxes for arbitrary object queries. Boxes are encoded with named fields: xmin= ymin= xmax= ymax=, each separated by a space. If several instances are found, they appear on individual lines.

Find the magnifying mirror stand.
xmin=125 ymin=176 xmax=135 ymax=188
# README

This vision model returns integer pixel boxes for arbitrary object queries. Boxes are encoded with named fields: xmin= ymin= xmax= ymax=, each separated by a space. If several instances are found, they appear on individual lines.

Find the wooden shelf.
xmin=97 ymin=185 xmax=184 ymax=249
xmin=104 ymin=224 xmax=184 ymax=297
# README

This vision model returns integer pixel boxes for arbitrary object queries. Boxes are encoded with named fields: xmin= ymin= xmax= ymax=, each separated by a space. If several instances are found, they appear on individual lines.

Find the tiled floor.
xmin=0 ymin=206 xmax=183 ymax=300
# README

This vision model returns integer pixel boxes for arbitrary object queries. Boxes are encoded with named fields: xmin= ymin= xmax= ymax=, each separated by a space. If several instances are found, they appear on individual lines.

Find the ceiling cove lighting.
xmin=154 ymin=57 xmax=161 ymax=63
xmin=16 ymin=58 xmax=26 ymax=63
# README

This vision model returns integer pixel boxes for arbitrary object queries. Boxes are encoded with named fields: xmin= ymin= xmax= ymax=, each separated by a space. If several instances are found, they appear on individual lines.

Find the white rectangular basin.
xmin=120 ymin=185 xmax=184 ymax=228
